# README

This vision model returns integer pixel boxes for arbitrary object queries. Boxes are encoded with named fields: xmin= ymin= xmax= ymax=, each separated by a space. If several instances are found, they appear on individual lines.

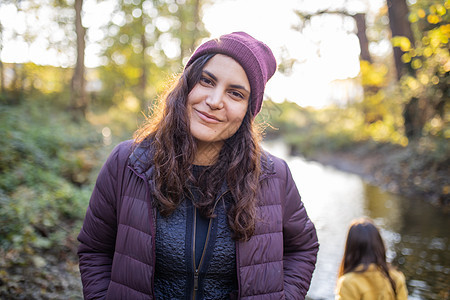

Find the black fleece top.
xmin=153 ymin=165 xmax=237 ymax=299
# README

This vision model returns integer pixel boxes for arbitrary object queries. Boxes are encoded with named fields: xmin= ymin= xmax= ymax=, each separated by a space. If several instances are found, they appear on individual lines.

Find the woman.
xmin=78 ymin=31 xmax=319 ymax=300
xmin=335 ymin=218 xmax=408 ymax=300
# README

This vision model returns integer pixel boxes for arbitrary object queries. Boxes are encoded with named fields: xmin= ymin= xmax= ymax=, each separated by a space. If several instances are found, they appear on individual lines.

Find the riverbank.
xmin=293 ymin=140 xmax=450 ymax=213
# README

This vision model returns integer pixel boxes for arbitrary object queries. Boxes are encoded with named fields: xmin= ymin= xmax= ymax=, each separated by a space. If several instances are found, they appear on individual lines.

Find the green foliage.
xmin=261 ymin=100 xmax=364 ymax=156
xmin=0 ymin=62 xmax=72 ymax=107
xmin=261 ymin=95 xmax=443 ymax=160
xmin=0 ymin=100 xmax=103 ymax=253
xmin=97 ymin=0 xmax=208 ymax=110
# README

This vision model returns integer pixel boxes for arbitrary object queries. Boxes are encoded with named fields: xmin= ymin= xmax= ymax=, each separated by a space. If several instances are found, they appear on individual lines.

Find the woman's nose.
xmin=205 ymin=89 xmax=224 ymax=110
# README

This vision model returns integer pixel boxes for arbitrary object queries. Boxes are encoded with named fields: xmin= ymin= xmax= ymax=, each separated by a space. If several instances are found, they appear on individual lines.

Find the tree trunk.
xmin=9 ymin=63 xmax=21 ymax=104
xmin=139 ymin=33 xmax=147 ymax=94
xmin=179 ymin=0 xmax=201 ymax=63
xmin=0 ymin=59 xmax=4 ymax=97
xmin=353 ymin=13 xmax=372 ymax=63
xmin=192 ymin=0 xmax=201 ymax=50
xmin=178 ymin=7 xmax=186 ymax=64
xmin=139 ymin=0 xmax=147 ymax=97
xmin=403 ymin=97 xmax=430 ymax=139
xmin=386 ymin=0 xmax=415 ymax=80
xmin=387 ymin=0 xmax=423 ymax=139
xmin=70 ymin=0 xmax=87 ymax=118
xmin=0 ymin=22 xmax=4 ymax=95
xmin=352 ymin=13 xmax=382 ymax=123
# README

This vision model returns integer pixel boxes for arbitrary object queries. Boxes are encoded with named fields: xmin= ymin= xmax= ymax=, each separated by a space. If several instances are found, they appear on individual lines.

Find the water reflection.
xmin=262 ymin=140 xmax=450 ymax=300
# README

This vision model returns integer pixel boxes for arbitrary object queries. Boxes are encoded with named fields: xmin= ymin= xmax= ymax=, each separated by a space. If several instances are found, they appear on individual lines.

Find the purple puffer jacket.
xmin=78 ymin=140 xmax=319 ymax=299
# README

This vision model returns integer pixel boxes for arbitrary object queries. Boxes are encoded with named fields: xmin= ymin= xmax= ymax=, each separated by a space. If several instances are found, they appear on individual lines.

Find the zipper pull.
xmin=194 ymin=272 xmax=199 ymax=291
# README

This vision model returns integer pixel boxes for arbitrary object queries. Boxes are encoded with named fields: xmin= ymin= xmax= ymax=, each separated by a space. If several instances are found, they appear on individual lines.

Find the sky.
xmin=0 ymin=0 xmax=387 ymax=108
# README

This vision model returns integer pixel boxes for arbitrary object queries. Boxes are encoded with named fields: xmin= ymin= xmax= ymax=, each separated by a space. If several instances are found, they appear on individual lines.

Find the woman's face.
xmin=187 ymin=54 xmax=250 ymax=150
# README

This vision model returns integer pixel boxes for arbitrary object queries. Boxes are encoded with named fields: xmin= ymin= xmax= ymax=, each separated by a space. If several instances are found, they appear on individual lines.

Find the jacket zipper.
xmin=192 ymin=208 xmax=211 ymax=300
xmin=235 ymin=240 xmax=241 ymax=299
xmin=191 ymin=190 xmax=228 ymax=300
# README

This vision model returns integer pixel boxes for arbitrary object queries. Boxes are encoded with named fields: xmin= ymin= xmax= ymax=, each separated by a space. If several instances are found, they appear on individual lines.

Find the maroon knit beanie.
xmin=185 ymin=32 xmax=277 ymax=116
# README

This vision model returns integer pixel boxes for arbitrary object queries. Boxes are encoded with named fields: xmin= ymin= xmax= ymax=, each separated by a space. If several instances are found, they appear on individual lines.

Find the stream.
xmin=263 ymin=140 xmax=450 ymax=300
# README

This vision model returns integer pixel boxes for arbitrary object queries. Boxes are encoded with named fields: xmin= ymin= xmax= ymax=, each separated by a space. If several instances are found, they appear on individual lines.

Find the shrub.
xmin=0 ymin=101 xmax=103 ymax=255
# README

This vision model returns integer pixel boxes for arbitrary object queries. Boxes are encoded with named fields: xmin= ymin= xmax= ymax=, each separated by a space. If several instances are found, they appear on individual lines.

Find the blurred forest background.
xmin=0 ymin=0 xmax=448 ymax=298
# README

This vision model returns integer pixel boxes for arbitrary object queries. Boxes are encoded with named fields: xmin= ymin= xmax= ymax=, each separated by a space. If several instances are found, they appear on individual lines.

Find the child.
xmin=335 ymin=217 xmax=408 ymax=299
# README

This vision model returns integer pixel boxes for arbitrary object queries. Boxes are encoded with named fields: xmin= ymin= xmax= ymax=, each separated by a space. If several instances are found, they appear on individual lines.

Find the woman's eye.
xmin=230 ymin=90 xmax=245 ymax=99
xmin=200 ymin=77 xmax=213 ymax=86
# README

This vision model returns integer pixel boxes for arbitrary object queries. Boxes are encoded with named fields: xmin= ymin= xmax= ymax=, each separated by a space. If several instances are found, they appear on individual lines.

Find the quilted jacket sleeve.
xmin=77 ymin=142 xmax=128 ymax=300
xmin=280 ymin=159 xmax=319 ymax=299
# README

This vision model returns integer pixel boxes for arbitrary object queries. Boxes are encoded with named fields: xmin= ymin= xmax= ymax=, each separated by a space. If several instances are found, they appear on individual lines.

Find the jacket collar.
xmin=128 ymin=139 xmax=155 ymax=180
xmin=260 ymin=151 xmax=275 ymax=181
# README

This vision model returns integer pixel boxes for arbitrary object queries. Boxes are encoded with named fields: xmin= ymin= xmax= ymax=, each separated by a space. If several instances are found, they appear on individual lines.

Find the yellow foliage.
xmin=423 ymin=47 xmax=433 ymax=57
xmin=418 ymin=74 xmax=429 ymax=85
xmin=366 ymin=90 xmax=385 ymax=106
xmin=367 ymin=121 xmax=390 ymax=142
xmin=429 ymin=28 xmax=449 ymax=47
xmin=402 ymin=53 xmax=412 ymax=63
xmin=430 ymin=5 xmax=438 ymax=14
xmin=418 ymin=8 xmax=426 ymax=18
xmin=360 ymin=61 xmax=388 ymax=87
xmin=431 ymin=76 xmax=440 ymax=84
xmin=444 ymin=60 xmax=450 ymax=72
xmin=412 ymin=58 xmax=423 ymax=69
xmin=10 ymin=63 xmax=71 ymax=94
xmin=409 ymin=13 xmax=419 ymax=23
xmin=441 ymin=24 xmax=450 ymax=35
xmin=123 ymin=66 xmax=141 ymax=80
xmin=427 ymin=14 xmax=441 ymax=24
xmin=436 ymin=4 xmax=446 ymax=16
xmin=405 ymin=76 xmax=421 ymax=92
xmin=391 ymin=36 xmax=411 ymax=51
xmin=399 ymin=137 xmax=409 ymax=147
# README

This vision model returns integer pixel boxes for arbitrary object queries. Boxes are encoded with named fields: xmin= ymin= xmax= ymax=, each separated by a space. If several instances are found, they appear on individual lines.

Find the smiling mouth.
xmin=195 ymin=109 xmax=221 ymax=123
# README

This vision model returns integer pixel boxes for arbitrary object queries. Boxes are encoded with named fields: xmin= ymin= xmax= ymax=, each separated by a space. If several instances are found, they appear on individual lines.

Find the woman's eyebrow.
xmin=230 ymin=84 xmax=250 ymax=94
xmin=203 ymin=70 xmax=250 ymax=94
xmin=203 ymin=70 xmax=217 ymax=81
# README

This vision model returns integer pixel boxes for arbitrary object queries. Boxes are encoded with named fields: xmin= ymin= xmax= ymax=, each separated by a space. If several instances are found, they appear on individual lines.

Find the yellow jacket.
xmin=335 ymin=264 xmax=408 ymax=300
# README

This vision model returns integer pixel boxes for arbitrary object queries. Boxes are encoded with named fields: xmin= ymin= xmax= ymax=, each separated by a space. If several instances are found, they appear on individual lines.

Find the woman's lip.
xmin=195 ymin=109 xmax=221 ymax=123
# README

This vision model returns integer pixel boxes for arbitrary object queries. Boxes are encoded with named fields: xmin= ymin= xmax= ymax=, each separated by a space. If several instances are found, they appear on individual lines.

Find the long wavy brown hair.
xmin=338 ymin=217 xmax=397 ymax=295
xmin=134 ymin=53 xmax=263 ymax=241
